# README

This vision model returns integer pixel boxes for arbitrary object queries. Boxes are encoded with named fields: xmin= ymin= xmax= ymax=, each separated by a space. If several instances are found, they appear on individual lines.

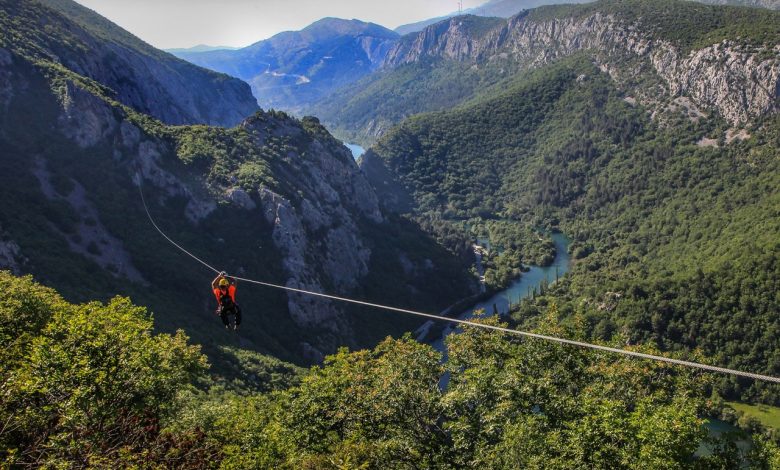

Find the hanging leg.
xmin=219 ymin=307 xmax=230 ymax=327
xmin=234 ymin=305 xmax=242 ymax=329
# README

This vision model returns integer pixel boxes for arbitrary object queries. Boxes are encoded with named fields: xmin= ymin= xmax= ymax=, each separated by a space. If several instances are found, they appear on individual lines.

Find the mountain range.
xmin=3 ymin=0 xmax=778 ymax=378
xmin=171 ymin=0 xmax=779 ymax=132
xmin=312 ymin=0 xmax=780 ymax=145
xmin=170 ymin=0 xmax=590 ymax=113
xmin=165 ymin=44 xmax=241 ymax=54
xmin=172 ymin=18 xmax=399 ymax=112
xmin=3 ymin=0 xmax=780 ymax=465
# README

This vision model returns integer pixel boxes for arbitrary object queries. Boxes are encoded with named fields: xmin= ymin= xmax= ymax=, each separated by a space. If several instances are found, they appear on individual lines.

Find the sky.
xmin=74 ymin=0 xmax=488 ymax=49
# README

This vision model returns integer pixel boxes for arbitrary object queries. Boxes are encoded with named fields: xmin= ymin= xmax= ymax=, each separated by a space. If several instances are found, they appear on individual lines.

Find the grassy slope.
xmin=728 ymin=401 xmax=780 ymax=429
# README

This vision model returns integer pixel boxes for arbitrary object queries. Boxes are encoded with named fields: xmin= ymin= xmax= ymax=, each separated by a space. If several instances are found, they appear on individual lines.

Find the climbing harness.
xmin=136 ymin=175 xmax=780 ymax=384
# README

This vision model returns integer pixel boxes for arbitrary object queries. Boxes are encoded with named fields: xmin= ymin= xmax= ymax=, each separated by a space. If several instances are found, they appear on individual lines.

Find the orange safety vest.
xmin=213 ymin=285 xmax=236 ymax=306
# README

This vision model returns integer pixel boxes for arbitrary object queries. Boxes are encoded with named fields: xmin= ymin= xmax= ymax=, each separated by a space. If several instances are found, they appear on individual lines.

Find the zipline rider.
xmin=212 ymin=272 xmax=241 ymax=330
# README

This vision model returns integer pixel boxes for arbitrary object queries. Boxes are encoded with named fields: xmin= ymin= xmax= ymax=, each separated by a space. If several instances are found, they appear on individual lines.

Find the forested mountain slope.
xmin=364 ymin=49 xmax=780 ymax=403
xmin=311 ymin=0 xmax=780 ymax=146
xmin=172 ymin=18 xmax=399 ymax=113
xmin=3 ymin=0 xmax=780 ymax=466
xmin=0 ymin=1 xmax=473 ymax=366
xmin=0 ymin=0 xmax=259 ymax=126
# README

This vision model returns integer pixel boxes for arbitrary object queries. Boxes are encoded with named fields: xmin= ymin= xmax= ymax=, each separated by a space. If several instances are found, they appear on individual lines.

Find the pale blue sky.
xmin=74 ymin=0 xmax=487 ymax=49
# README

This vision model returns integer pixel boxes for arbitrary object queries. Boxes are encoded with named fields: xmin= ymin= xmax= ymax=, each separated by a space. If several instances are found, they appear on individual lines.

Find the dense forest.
xmin=4 ymin=272 xmax=780 ymax=467
xmin=365 ymin=55 xmax=780 ymax=404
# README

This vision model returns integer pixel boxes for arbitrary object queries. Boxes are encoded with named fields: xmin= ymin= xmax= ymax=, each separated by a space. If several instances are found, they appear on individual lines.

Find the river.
xmin=427 ymin=232 xmax=571 ymax=353
xmin=698 ymin=419 xmax=751 ymax=458
xmin=419 ymin=232 xmax=749 ymax=454
xmin=345 ymin=143 xmax=365 ymax=160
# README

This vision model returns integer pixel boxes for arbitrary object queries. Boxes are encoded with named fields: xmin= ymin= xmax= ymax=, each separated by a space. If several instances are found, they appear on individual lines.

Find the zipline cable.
xmin=136 ymin=173 xmax=220 ymax=275
xmin=229 ymin=275 xmax=780 ymax=384
xmin=136 ymin=176 xmax=780 ymax=384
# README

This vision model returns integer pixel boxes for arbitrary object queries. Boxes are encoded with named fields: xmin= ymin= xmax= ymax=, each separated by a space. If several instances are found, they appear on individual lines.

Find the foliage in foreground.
xmin=190 ymin=308 xmax=780 ymax=469
xmin=3 ymin=271 xmax=780 ymax=468
xmin=0 ymin=272 xmax=213 ymax=466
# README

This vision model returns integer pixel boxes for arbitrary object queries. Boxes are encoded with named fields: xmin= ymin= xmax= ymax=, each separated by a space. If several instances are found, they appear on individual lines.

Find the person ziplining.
xmin=212 ymin=272 xmax=241 ymax=330
xmin=136 ymin=174 xmax=780 ymax=384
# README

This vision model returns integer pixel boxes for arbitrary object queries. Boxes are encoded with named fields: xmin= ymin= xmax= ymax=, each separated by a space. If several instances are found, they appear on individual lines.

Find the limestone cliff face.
xmin=54 ymin=79 xmax=217 ymax=225
xmin=0 ymin=48 xmax=12 ymax=113
xmin=384 ymin=13 xmax=780 ymax=125
xmin=385 ymin=18 xmax=482 ymax=65
xmin=697 ymin=0 xmax=779 ymax=10
xmin=235 ymin=115 xmax=383 ymax=350
xmin=1 ymin=46 xmax=392 ymax=356
xmin=75 ymin=43 xmax=258 ymax=127
xmin=3 ymin=0 xmax=258 ymax=127
xmin=0 ymin=225 xmax=23 ymax=274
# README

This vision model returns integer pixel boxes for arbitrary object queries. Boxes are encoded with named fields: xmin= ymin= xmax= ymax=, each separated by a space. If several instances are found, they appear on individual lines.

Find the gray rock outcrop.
xmin=384 ymin=12 xmax=780 ymax=125
xmin=0 ymin=48 xmax=13 ymax=113
xmin=246 ymin=115 xmax=385 ymax=349
xmin=0 ymin=225 xmax=23 ymax=274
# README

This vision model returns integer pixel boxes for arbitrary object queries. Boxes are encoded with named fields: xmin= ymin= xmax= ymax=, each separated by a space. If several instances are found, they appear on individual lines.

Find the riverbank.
xmin=415 ymin=288 xmax=499 ymax=344
xmin=425 ymin=232 xmax=571 ymax=353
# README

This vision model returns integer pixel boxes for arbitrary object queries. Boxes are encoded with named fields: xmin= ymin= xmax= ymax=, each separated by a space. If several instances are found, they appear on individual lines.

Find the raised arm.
xmin=211 ymin=271 xmax=228 ymax=289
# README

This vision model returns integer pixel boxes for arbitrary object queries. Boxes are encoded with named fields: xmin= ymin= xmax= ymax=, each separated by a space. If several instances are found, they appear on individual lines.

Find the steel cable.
xmin=136 ymin=175 xmax=780 ymax=384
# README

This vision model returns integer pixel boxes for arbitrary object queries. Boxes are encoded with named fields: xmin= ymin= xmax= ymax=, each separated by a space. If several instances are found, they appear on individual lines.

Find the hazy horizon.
xmin=73 ymin=0 xmax=487 ymax=49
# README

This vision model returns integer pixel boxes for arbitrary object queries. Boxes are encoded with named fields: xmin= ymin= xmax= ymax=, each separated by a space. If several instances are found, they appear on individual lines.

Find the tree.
xmin=0 ymin=272 xmax=210 ymax=467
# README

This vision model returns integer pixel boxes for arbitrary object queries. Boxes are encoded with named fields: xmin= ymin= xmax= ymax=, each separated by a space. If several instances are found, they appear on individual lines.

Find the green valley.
xmin=0 ymin=0 xmax=474 ymax=370
xmin=364 ymin=49 xmax=780 ymax=404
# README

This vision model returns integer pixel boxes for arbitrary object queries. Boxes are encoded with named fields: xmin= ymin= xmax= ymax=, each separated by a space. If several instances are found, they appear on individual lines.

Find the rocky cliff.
xmin=394 ymin=0 xmax=592 ymax=36
xmin=0 ymin=0 xmax=258 ymax=127
xmin=384 ymin=5 xmax=780 ymax=125
xmin=2 ymin=0 xmax=437 ymax=359
xmin=311 ymin=1 xmax=780 ymax=147
xmin=0 ymin=31 xmax=470 ymax=361
xmin=697 ymin=0 xmax=779 ymax=9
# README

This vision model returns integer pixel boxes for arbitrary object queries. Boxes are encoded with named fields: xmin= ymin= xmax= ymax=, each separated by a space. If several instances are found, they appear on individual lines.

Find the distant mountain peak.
xmin=172 ymin=16 xmax=400 ymax=111
xmin=300 ymin=17 xmax=400 ymax=40
xmin=165 ymin=44 xmax=240 ymax=54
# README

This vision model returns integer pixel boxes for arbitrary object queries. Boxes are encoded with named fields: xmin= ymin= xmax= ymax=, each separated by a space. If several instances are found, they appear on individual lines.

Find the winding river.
xmin=421 ymin=233 xmax=746 ymax=451
xmin=428 ymin=232 xmax=571 ymax=353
